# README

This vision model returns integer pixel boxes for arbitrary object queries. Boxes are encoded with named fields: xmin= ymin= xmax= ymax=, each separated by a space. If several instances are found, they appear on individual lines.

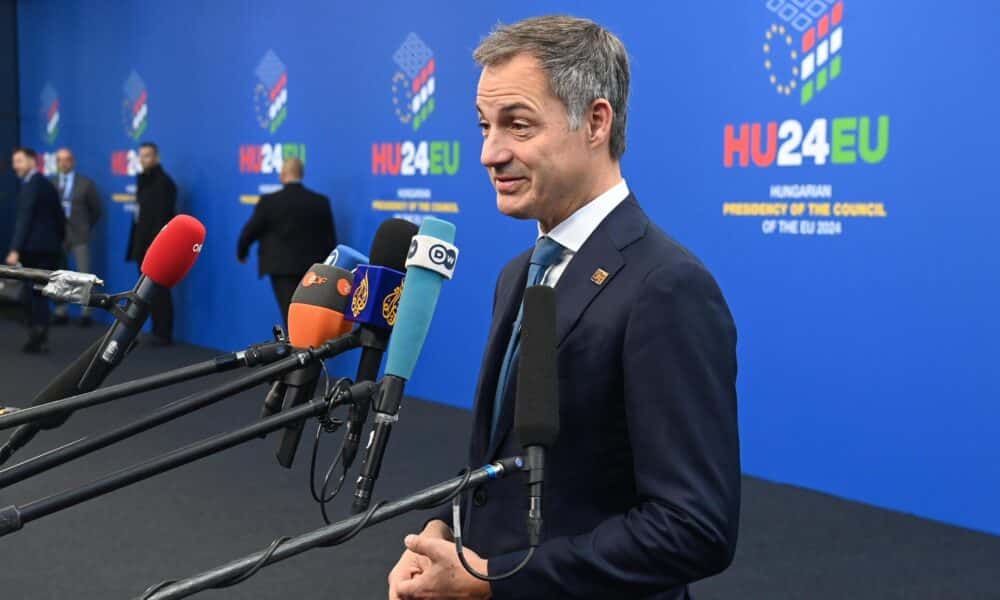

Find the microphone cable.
xmin=451 ymin=485 xmax=536 ymax=582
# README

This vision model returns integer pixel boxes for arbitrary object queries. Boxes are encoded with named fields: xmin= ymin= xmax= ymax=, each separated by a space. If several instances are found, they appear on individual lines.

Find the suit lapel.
xmin=484 ymin=195 xmax=648 ymax=460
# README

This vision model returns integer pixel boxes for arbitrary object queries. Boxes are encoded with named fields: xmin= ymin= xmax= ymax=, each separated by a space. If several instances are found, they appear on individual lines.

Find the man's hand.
xmin=389 ymin=520 xmax=450 ymax=600
xmin=388 ymin=520 xmax=491 ymax=599
xmin=389 ymin=522 xmax=491 ymax=600
xmin=5 ymin=251 xmax=19 ymax=266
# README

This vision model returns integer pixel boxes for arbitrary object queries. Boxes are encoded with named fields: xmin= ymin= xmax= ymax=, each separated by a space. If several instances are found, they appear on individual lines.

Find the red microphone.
xmin=0 ymin=215 xmax=207 ymax=465
xmin=140 ymin=214 xmax=206 ymax=288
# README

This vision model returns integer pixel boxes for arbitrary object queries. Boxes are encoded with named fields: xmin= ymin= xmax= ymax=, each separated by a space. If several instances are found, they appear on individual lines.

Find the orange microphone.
xmin=286 ymin=263 xmax=355 ymax=349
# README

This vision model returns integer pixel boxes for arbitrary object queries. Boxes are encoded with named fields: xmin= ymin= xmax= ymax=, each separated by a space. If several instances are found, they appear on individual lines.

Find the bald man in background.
xmin=237 ymin=158 xmax=337 ymax=324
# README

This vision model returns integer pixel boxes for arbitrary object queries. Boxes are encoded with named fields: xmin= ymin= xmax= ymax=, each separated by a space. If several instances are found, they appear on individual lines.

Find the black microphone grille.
xmin=369 ymin=218 xmax=419 ymax=271
xmin=515 ymin=285 xmax=559 ymax=448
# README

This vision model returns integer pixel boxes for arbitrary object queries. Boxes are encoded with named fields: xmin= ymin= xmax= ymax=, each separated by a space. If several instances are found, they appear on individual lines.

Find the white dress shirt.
xmin=536 ymin=178 xmax=630 ymax=287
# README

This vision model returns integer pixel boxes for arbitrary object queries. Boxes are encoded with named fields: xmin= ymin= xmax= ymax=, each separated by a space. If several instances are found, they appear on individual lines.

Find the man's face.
xmin=11 ymin=152 xmax=33 ymax=178
xmin=476 ymin=54 xmax=591 ymax=226
xmin=57 ymin=150 xmax=74 ymax=174
xmin=139 ymin=146 xmax=158 ymax=171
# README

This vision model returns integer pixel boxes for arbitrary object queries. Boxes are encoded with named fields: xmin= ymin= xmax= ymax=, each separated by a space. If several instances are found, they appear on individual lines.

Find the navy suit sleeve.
xmin=489 ymin=260 xmax=741 ymax=598
xmin=237 ymin=197 xmax=268 ymax=261
xmin=10 ymin=184 xmax=36 ymax=252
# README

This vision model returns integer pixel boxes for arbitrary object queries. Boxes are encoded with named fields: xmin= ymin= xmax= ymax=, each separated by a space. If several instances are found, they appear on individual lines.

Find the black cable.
xmin=451 ymin=491 xmax=537 ymax=581
xmin=211 ymin=536 xmax=292 ymax=588
xmin=308 ymin=378 xmax=355 ymax=524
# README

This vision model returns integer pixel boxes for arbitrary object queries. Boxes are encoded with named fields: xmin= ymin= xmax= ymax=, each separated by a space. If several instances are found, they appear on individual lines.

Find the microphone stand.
xmin=0 ymin=380 xmax=380 ymax=538
xmin=138 ymin=456 xmax=526 ymax=600
xmin=0 ymin=333 xmax=361 ymax=491
xmin=0 ymin=340 xmax=294 ymax=432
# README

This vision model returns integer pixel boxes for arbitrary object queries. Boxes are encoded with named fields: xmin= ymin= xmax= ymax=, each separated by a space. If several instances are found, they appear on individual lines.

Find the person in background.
xmin=5 ymin=147 xmax=66 ymax=353
xmin=237 ymin=157 xmax=337 ymax=325
xmin=126 ymin=142 xmax=176 ymax=346
xmin=51 ymin=147 xmax=103 ymax=327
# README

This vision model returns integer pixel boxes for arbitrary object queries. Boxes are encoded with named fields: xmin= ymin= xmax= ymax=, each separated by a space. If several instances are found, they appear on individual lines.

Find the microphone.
xmin=270 ymin=262 xmax=356 ymax=468
xmin=352 ymin=216 xmax=458 ymax=513
xmin=341 ymin=219 xmax=418 ymax=471
xmin=514 ymin=285 xmax=560 ymax=547
xmin=323 ymin=244 xmax=368 ymax=269
xmin=0 ymin=215 xmax=205 ymax=466
xmin=0 ymin=265 xmax=104 ymax=305
xmin=449 ymin=286 xmax=557 ymax=583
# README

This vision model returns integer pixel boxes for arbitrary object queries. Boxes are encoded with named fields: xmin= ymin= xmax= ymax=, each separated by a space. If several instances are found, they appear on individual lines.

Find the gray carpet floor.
xmin=0 ymin=316 xmax=997 ymax=599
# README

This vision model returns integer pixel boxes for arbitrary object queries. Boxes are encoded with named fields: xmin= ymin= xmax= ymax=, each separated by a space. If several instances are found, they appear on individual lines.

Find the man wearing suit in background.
xmin=237 ymin=157 xmax=337 ymax=325
xmin=52 ymin=147 xmax=103 ymax=327
xmin=127 ymin=142 xmax=176 ymax=346
xmin=389 ymin=16 xmax=740 ymax=599
xmin=5 ymin=147 xmax=66 ymax=353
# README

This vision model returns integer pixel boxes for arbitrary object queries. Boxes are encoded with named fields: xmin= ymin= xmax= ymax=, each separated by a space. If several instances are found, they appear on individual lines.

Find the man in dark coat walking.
xmin=237 ymin=157 xmax=337 ymax=324
xmin=5 ymin=147 xmax=66 ymax=353
xmin=127 ymin=142 xmax=176 ymax=345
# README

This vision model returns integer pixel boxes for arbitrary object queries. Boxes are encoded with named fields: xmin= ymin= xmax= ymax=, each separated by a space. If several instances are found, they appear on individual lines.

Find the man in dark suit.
xmin=52 ymin=147 xmax=102 ymax=327
xmin=127 ymin=142 xmax=176 ymax=345
xmin=5 ymin=147 xmax=66 ymax=353
xmin=237 ymin=157 xmax=337 ymax=324
xmin=389 ymin=17 xmax=740 ymax=600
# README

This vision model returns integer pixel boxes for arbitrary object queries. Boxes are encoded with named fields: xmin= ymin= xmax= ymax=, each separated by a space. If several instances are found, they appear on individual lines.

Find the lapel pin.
xmin=590 ymin=268 xmax=609 ymax=286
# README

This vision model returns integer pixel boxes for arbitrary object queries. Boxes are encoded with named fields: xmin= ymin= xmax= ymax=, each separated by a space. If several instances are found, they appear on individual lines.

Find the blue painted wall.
xmin=17 ymin=1 xmax=1000 ymax=534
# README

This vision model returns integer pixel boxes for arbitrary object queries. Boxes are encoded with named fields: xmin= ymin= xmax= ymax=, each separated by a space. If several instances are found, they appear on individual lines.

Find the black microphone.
xmin=514 ymin=285 xmax=560 ymax=547
xmin=342 ymin=218 xmax=417 ymax=470
xmin=352 ymin=216 xmax=458 ymax=513
xmin=270 ymin=262 xmax=356 ymax=468
xmin=0 ymin=215 xmax=206 ymax=466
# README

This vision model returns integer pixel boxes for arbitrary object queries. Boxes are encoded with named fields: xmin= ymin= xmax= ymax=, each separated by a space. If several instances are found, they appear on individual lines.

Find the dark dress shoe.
xmin=21 ymin=336 xmax=49 ymax=354
xmin=79 ymin=316 xmax=93 ymax=328
xmin=52 ymin=314 xmax=69 ymax=326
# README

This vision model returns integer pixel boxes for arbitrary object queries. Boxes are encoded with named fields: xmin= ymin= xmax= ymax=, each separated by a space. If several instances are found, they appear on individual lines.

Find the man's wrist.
xmin=422 ymin=518 xmax=454 ymax=541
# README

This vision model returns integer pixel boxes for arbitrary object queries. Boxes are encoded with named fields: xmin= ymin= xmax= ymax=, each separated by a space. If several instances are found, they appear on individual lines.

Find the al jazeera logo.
xmin=382 ymin=283 xmax=402 ymax=327
xmin=351 ymin=271 xmax=370 ymax=318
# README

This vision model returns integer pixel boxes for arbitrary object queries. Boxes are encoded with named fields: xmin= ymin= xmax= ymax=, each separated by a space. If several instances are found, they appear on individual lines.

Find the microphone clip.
xmin=318 ymin=378 xmax=379 ymax=433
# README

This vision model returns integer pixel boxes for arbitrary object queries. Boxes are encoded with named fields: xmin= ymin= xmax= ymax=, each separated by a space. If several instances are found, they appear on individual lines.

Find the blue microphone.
xmin=345 ymin=264 xmax=405 ymax=331
xmin=351 ymin=217 xmax=458 ymax=513
xmin=324 ymin=244 xmax=369 ymax=271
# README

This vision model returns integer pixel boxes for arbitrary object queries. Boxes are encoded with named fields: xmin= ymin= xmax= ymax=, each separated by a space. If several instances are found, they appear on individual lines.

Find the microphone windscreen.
xmin=384 ymin=217 xmax=455 ymax=380
xmin=140 ymin=215 xmax=206 ymax=288
xmin=345 ymin=265 xmax=405 ymax=330
xmin=288 ymin=264 xmax=354 ymax=348
xmin=369 ymin=218 xmax=419 ymax=272
xmin=326 ymin=244 xmax=369 ymax=271
xmin=515 ymin=285 xmax=559 ymax=448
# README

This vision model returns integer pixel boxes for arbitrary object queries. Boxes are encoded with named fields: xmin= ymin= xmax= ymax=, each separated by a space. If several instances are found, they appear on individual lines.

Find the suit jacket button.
xmin=473 ymin=487 xmax=488 ymax=507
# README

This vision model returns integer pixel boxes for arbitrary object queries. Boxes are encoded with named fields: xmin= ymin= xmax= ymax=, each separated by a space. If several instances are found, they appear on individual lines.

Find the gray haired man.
xmin=389 ymin=14 xmax=740 ymax=600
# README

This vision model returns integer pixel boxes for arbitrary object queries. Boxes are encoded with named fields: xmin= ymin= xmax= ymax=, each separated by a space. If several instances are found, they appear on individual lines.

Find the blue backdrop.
xmin=16 ymin=1 xmax=1000 ymax=535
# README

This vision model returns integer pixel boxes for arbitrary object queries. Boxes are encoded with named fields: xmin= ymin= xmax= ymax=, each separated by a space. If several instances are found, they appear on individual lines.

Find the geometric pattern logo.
xmin=40 ymin=83 xmax=60 ymax=145
xmin=254 ymin=49 xmax=288 ymax=134
xmin=763 ymin=0 xmax=844 ymax=105
xmin=122 ymin=70 xmax=148 ymax=141
xmin=391 ymin=33 xmax=436 ymax=131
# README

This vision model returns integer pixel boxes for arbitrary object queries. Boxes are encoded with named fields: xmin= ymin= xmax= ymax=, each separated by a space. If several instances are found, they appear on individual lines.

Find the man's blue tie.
xmin=490 ymin=236 xmax=565 ymax=439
